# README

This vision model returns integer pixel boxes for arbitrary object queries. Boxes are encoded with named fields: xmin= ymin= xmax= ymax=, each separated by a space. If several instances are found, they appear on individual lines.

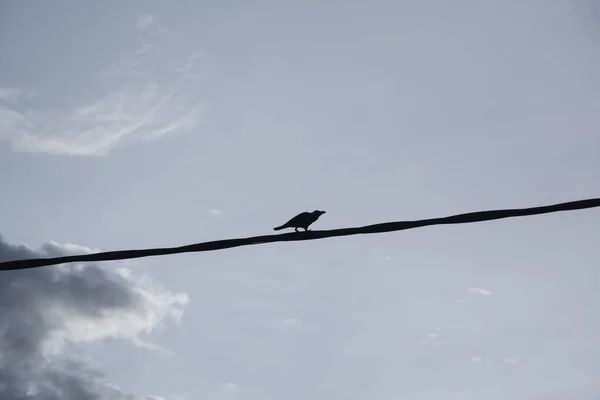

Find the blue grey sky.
xmin=1 ymin=1 xmax=600 ymax=399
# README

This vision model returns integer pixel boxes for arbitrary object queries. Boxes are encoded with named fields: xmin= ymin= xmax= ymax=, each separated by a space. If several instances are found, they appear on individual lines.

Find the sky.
xmin=1 ymin=0 xmax=600 ymax=399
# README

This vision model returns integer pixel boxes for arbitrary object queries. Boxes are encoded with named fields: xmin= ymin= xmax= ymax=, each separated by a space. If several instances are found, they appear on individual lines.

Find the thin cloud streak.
xmin=468 ymin=287 xmax=492 ymax=297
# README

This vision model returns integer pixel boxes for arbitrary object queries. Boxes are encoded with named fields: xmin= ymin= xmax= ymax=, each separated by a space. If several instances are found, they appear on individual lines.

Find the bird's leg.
xmin=294 ymin=227 xmax=300 ymax=232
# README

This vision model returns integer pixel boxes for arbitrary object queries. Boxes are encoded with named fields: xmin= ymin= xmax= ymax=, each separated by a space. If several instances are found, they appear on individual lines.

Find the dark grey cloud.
xmin=0 ymin=235 xmax=188 ymax=400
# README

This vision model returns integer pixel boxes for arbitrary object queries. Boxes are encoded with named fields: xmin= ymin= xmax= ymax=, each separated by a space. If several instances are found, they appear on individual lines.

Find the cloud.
xmin=421 ymin=331 xmax=442 ymax=347
xmin=221 ymin=382 xmax=238 ymax=393
xmin=470 ymin=356 xmax=493 ymax=369
xmin=0 ymin=14 xmax=206 ymax=157
xmin=137 ymin=13 xmax=156 ymax=30
xmin=208 ymin=209 xmax=223 ymax=216
xmin=0 ymin=234 xmax=189 ymax=400
xmin=0 ymin=88 xmax=34 ymax=105
xmin=468 ymin=287 xmax=492 ymax=296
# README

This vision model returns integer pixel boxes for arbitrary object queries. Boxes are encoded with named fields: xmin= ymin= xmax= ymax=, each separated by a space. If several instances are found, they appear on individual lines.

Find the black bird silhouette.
xmin=273 ymin=210 xmax=326 ymax=232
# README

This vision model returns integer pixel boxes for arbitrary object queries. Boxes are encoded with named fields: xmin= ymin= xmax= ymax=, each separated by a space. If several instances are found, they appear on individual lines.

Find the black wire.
xmin=1 ymin=197 xmax=599 ymax=271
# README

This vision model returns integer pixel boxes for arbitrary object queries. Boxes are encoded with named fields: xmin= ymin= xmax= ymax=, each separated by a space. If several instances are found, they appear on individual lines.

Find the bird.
xmin=273 ymin=210 xmax=326 ymax=232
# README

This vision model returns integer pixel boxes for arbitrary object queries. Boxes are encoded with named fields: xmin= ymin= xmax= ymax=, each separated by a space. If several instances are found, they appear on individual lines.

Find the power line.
xmin=1 ymin=197 xmax=599 ymax=271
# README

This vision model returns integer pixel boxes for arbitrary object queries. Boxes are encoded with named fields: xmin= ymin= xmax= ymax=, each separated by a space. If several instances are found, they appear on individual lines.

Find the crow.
xmin=273 ymin=210 xmax=326 ymax=232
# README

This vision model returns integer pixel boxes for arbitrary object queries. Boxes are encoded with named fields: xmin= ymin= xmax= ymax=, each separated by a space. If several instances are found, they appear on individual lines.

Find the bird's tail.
xmin=273 ymin=225 xmax=285 ymax=231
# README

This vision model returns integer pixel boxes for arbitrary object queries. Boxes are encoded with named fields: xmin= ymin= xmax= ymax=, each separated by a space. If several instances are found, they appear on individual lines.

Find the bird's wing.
xmin=285 ymin=212 xmax=308 ymax=226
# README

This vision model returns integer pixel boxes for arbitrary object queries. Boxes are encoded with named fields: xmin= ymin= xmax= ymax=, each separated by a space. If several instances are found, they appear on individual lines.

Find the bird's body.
xmin=273 ymin=210 xmax=326 ymax=232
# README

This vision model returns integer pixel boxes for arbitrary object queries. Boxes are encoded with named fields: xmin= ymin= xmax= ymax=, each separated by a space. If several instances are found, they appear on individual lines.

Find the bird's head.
xmin=312 ymin=210 xmax=326 ymax=217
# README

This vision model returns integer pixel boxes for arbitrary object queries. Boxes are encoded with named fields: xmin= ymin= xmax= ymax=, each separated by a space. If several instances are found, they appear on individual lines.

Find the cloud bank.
xmin=0 ymin=235 xmax=189 ymax=400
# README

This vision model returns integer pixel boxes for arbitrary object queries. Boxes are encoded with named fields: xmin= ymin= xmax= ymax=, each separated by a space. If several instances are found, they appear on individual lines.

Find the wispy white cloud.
xmin=421 ymin=329 xmax=442 ymax=347
xmin=176 ymin=52 xmax=206 ymax=81
xmin=132 ymin=336 xmax=175 ymax=357
xmin=0 ymin=14 xmax=206 ymax=156
xmin=468 ymin=287 xmax=492 ymax=296
xmin=471 ymin=356 xmax=493 ymax=368
xmin=222 ymin=382 xmax=239 ymax=393
xmin=0 ymin=87 xmax=35 ymax=104
xmin=137 ymin=13 xmax=156 ymax=30
xmin=273 ymin=317 xmax=301 ymax=333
